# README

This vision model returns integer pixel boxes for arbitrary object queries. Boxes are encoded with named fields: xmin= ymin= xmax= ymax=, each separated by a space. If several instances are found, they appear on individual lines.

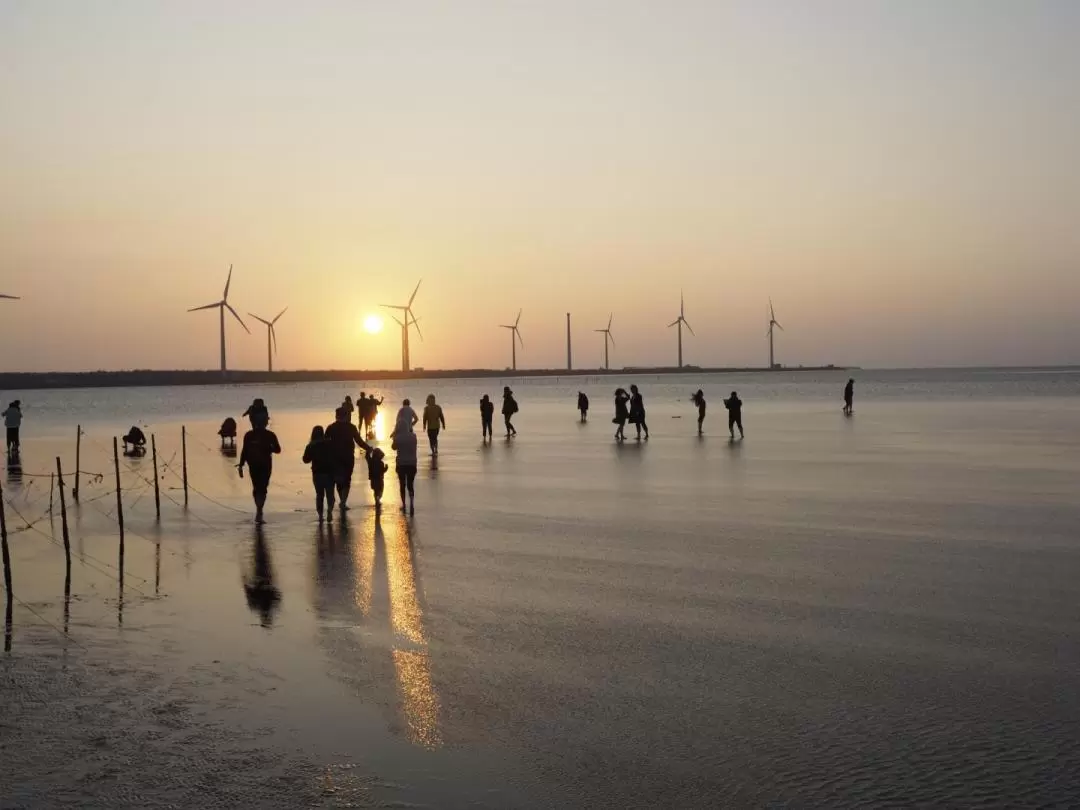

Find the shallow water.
xmin=3 ymin=370 xmax=1080 ymax=807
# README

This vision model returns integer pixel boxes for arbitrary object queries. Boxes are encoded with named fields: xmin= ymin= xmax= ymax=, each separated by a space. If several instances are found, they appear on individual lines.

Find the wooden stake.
xmin=113 ymin=438 xmax=124 ymax=576
xmin=73 ymin=425 xmax=82 ymax=502
xmin=151 ymin=434 xmax=161 ymax=520
xmin=55 ymin=457 xmax=70 ymax=568
xmin=181 ymin=426 xmax=189 ymax=507
xmin=1 ymin=478 xmax=12 ymax=599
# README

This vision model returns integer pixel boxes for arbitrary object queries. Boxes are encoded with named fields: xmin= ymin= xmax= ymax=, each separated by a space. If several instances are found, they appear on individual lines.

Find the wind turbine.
xmin=499 ymin=309 xmax=524 ymax=371
xmin=389 ymin=313 xmax=423 ymax=371
xmin=381 ymin=279 xmax=422 ymax=373
xmin=767 ymin=298 xmax=784 ymax=369
xmin=248 ymin=307 xmax=287 ymax=373
xmin=188 ymin=264 xmax=249 ymax=373
xmin=667 ymin=292 xmax=695 ymax=368
xmin=595 ymin=313 xmax=615 ymax=370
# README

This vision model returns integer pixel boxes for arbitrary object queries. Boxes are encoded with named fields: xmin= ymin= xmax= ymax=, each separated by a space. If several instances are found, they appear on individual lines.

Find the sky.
xmin=1 ymin=0 xmax=1078 ymax=372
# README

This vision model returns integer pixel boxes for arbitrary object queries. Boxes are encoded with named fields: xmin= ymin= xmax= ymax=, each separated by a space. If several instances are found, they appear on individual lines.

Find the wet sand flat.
xmin=3 ymin=379 xmax=1080 ymax=807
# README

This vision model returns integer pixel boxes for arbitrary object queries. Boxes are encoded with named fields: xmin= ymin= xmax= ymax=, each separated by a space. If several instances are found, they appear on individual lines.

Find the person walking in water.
xmin=480 ymin=395 xmax=495 ymax=442
xmin=629 ymin=384 xmax=649 ymax=441
xmin=612 ymin=388 xmax=630 ymax=441
xmin=724 ymin=391 xmax=744 ymax=439
xmin=356 ymin=392 xmax=369 ymax=432
xmin=578 ymin=392 xmax=589 ymax=422
xmin=366 ymin=394 xmax=384 ymax=439
xmin=325 ymin=405 xmax=370 ymax=512
xmin=502 ymin=387 xmax=519 ymax=437
xmin=422 ymin=394 xmax=446 ymax=455
xmin=3 ymin=400 xmax=22 ymax=454
xmin=302 ymin=425 xmax=335 ymax=521
xmin=394 ymin=398 xmax=419 ymax=436
xmin=691 ymin=389 xmax=707 ymax=435
xmin=392 ymin=424 xmax=419 ymax=515
xmin=366 ymin=447 xmax=388 ymax=513
xmin=843 ymin=378 xmax=855 ymax=416
xmin=238 ymin=409 xmax=281 ymax=524
xmin=341 ymin=395 xmax=355 ymax=424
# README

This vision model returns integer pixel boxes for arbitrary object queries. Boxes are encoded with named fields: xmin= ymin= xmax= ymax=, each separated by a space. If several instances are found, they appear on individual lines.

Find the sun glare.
xmin=363 ymin=314 xmax=384 ymax=334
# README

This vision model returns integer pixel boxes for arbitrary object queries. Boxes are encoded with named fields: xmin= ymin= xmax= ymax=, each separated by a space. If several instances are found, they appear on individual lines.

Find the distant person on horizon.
xmin=393 ymin=399 xmax=419 ymax=437
xmin=365 ymin=394 xmax=384 ymax=439
xmin=843 ymin=379 xmax=855 ymax=416
xmin=423 ymin=394 xmax=446 ymax=456
xmin=366 ymin=446 xmax=388 ymax=513
xmin=325 ymin=405 xmax=371 ymax=512
xmin=502 ymin=387 xmax=519 ymax=437
xmin=578 ymin=392 xmax=589 ymax=422
xmin=612 ymin=388 xmax=630 ymax=441
xmin=480 ymin=395 xmax=495 ymax=441
xmin=724 ymin=391 xmax=744 ymax=440
xmin=357 ymin=392 xmax=369 ymax=431
xmin=691 ymin=390 xmax=707 ymax=435
xmin=392 ymin=425 xmax=418 ymax=515
xmin=3 ymin=400 xmax=22 ymax=454
xmin=629 ymin=384 xmax=649 ymax=441
xmin=303 ymin=425 xmax=335 ymax=521
xmin=238 ymin=409 xmax=281 ymax=524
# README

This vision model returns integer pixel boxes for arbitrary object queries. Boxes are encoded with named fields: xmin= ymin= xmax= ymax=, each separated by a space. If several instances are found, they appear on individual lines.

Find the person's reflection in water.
xmin=6 ymin=454 xmax=22 ymax=488
xmin=244 ymin=525 xmax=281 ymax=627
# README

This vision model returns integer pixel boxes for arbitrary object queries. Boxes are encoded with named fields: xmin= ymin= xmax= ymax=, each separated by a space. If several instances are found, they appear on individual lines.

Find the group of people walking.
xmin=232 ymin=378 xmax=856 ymax=522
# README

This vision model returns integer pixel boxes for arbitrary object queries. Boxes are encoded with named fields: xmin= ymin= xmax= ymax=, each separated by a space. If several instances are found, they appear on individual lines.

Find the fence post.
xmin=151 ymin=434 xmax=161 ymax=520
xmin=55 ymin=457 xmax=71 ymax=569
xmin=49 ymin=472 xmax=54 ymax=514
xmin=1 ymin=478 xmax=12 ymax=600
xmin=113 ymin=438 xmax=124 ymax=576
xmin=73 ymin=425 xmax=82 ymax=502
xmin=181 ymin=426 xmax=189 ymax=507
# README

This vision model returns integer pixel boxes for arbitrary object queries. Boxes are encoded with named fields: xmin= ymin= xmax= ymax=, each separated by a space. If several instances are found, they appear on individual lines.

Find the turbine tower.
xmin=499 ymin=309 xmax=524 ymax=371
xmin=248 ymin=307 xmax=287 ymax=373
xmin=381 ymin=279 xmax=422 ymax=373
xmin=595 ymin=313 xmax=615 ymax=370
xmin=188 ymin=264 xmax=250 ymax=373
xmin=389 ymin=313 xmax=423 ymax=371
xmin=767 ymin=298 xmax=784 ymax=369
xmin=667 ymin=292 xmax=695 ymax=368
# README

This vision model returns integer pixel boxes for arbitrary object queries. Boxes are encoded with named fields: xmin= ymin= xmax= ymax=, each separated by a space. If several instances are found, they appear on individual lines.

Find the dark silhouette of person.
xmin=218 ymin=416 xmax=238 ymax=449
xmin=242 ymin=398 xmax=268 ymax=426
xmin=480 ymin=395 xmax=495 ymax=441
xmin=367 ymin=446 xmax=388 ymax=512
xmin=422 ymin=394 xmax=446 ymax=456
xmin=303 ymin=425 xmax=335 ymax=521
xmin=612 ymin=388 xmax=630 ymax=441
xmin=724 ymin=391 xmax=744 ymax=439
xmin=502 ymin=387 xmax=518 ymax=437
xmin=238 ymin=408 xmax=281 ymax=524
xmin=365 ymin=394 xmax=384 ymax=439
xmin=325 ymin=405 xmax=371 ymax=512
xmin=393 ymin=426 xmax=418 ymax=514
xmin=2 ymin=401 xmax=22 ymax=454
xmin=122 ymin=426 xmax=147 ymax=456
xmin=578 ymin=392 xmax=589 ymax=422
xmin=341 ymin=395 xmax=355 ymax=424
xmin=629 ymin=384 xmax=649 ymax=441
xmin=691 ymin=390 xmax=707 ymax=435
xmin=843 ymin=379 xmax=855 ymax=416
xmin=356 ymin=392 xmax=369 ymax=432
xmin=244 ymin=526 xmax=281 ymax=627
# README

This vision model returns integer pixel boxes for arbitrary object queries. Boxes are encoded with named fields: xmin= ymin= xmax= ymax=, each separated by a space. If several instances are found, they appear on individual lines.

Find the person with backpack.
xmin=724 ymin=391 xmax=744 ymax=440
xmin=392 ymin=425 xmax=419 ymax=515
xmin=302 ymin=425 xmax=336 ymax=521
xmin=502 ymin=386 xmax=519 ymax=437
xmin=577 ymin=392 xmax=589 ymax=422
xmin=480 ymin=395 xmax=495 ymax=442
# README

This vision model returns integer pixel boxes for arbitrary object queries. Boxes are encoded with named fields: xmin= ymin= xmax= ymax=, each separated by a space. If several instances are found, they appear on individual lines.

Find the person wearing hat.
xmin=2 ymin=400 xmax=22 ymax=453
xmin=501 ymin=386 xmax=519 ymax=437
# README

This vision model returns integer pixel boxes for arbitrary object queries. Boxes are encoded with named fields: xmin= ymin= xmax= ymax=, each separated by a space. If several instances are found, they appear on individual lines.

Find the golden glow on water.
xmin=384 ymin=516 xmax=442 ymax=748
xmin=392 ymin=649 xmax=443 ymax=749
xmin=372 ymin=409 xmax=387 ymax=442
xmin=353 ymin=513 xmax=376 ymax=616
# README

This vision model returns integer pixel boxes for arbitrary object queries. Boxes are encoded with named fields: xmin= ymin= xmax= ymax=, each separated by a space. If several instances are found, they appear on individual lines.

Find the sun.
xmin=363 ymin=314 xmax=384 ymax=334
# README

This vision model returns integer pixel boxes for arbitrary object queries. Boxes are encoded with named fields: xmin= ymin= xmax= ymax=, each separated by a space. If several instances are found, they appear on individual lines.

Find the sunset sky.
xmin=1 ymin=1 xmax=1078 ymax=372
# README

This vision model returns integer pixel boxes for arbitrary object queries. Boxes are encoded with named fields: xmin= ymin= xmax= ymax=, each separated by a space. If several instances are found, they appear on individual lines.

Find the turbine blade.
xmin=248 ymin=313 xmax=272 ymax=327
xmin=223 ymin=264 xmax=233 ymax=299
xmin=769 ymin=297 xmax=775 ymax=321
xmin=188 ymin=302 xmax=221 ymax=312
xmin=775 ymin=322 xmax=784 ymax=331
xmin=381 ymin=304 xmax=407 ymax=311
xmin=514 ymin=308 xmax=522 ymax=328
xmin=516 ymin=328 xmax=524 ymax=348
xmin=391 ymin=315 xmax=404 ymax=327
xmin=273 ymin=306 xmax=288 ymax=324
xmin=667 ymin=319 xmax=680 ymax=328
xmin=408 ymin=279 xmax=422 ymax=308
xmin=609 ymin=332 xmax=616 ymax=347
xmin=0 ymin=294 xmax=20 ymax=300
xmin=226 ymin=303 xmax=250 ymax=334
xmin=412 ymin=318 xmax=424 ymax=341
xmin=684 ymin=319 xmax=696 ymax=337
xmin=680 ymin=290 xmax=685 ymax=318
xmin=607 ymin=313 xmax=613 ymax=330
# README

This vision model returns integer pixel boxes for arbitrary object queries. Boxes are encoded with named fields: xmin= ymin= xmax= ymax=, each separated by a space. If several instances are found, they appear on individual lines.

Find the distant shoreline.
xmin=0 ymin=366 xmax=852 ymax=393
